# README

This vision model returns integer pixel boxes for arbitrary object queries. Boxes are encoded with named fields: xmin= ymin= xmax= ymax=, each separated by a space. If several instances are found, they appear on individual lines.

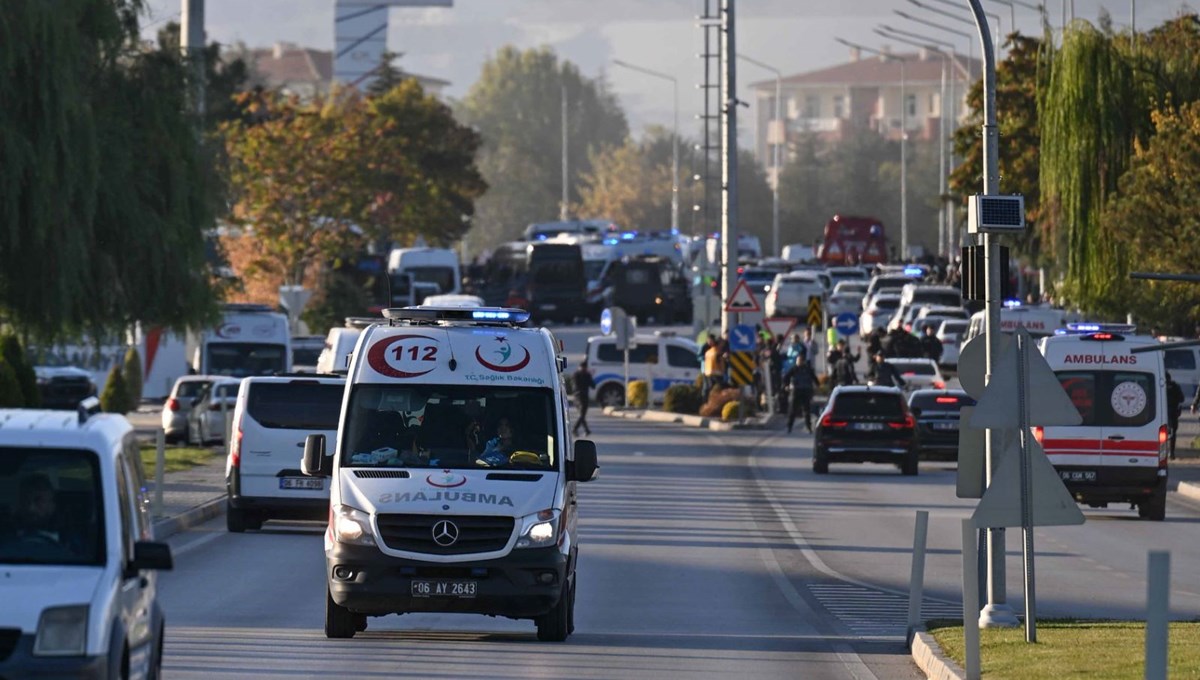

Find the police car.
xmin=1037 ymin=324 xmax=1169 ymax=520
xmin=300 ymin=307 xmax=598 ymax=641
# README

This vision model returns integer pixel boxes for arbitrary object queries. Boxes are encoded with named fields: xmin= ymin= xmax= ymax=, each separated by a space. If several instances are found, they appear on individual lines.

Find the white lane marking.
xmin=171 ymin=530 xmax=224 ymax=558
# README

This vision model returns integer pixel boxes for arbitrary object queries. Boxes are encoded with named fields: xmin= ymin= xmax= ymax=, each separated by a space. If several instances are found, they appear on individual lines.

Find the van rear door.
xmin=239 ymin=380 xmax=344 ymax=498
xmin=1099 ymin=370 xmax=1161 ymax=470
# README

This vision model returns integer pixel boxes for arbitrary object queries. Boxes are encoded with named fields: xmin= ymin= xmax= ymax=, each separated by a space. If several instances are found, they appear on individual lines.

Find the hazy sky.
xmin=144 ymin=0 xmax=1192 ymax=138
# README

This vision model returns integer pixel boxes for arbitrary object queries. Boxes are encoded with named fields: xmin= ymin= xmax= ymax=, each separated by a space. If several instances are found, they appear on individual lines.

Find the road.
xmin=154 ymin=410 xmax=1200 ymax=678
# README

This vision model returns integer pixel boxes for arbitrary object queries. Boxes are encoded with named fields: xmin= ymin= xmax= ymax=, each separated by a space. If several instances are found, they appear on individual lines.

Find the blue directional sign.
xmin=730 ymin=324 xmax=757 ymax=352
xmin=600 ymin=308 xmax=613 ymax=335
xmin=834 ymin=312 xmax=860 ymax=336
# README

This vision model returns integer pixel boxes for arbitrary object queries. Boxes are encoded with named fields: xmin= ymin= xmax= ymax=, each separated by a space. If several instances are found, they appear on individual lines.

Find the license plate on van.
xmin=411 ymin=580 xmax=478 ymax=598
xmin=279 ymin=477 xmax=324 ymax=490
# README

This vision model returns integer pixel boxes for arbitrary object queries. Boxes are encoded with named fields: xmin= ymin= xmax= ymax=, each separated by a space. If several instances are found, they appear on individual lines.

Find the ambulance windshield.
xmin=341 ymin=385 xmax=558 ymax=470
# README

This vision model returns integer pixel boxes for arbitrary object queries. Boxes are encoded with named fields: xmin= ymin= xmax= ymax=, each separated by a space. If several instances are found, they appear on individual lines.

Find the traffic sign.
xmin=972 ymin=436 xmax=1085 ymax=528
xmin=957 ymin=333 xmax=1012 ymax=399
xmin=600 ymin=308 xmax=614 ymax=335
xmin=834 ymin=312 xmax=860 ymax=336
xmin=807 ymin=296 xmax=823 ymax=329
xmin=968 ymin=331 xmax=1082 ymax=430
xmin=729 ymin=351 xmax=755 ymax=386
xmin=763 ymin=317 xmax=797 ymax=341
xmin=725 ymin=280 xmax=761 ymax=313
xmin=729 ymin=324 xmax=756 ymax=352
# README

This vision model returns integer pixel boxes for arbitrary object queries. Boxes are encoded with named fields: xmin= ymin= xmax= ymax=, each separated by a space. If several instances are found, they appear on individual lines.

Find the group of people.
xmin=862 ymin=325 xmax=944 ymax=364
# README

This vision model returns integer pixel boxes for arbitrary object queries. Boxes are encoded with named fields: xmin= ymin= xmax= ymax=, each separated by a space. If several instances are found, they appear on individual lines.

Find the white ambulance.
xmin=301 ymin=307 xmax=598 ymax=641
xmin=1036 ymin=324 xmax=1169 ymax=520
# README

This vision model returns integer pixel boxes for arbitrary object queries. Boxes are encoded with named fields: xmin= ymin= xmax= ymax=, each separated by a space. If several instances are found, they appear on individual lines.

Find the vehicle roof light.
xmin=903 ymin=266 xmax=924 ymax=277
xmin=382 ymin=306 xmax=531 ymax=325
xmin=1002 ymin=298 xmax=1023 ymax=308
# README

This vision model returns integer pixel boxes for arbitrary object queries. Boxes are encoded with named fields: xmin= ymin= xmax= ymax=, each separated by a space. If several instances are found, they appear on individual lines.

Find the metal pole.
xmin=181 ymin=0 xmax=206 ymax=120
xmin=900 ymin=58 xmax=908 ymax=259
xmin=968 ymin=0 xmax=1019 ymax=629
xmin=561 ymin=84 xmax=569 ymax=221
xmin=154 ymin=428 xmax=165 ymax=518
xmin=720 ymin=0 xmax=739 ymax=336
xmin=948 ymin=47 xmax=959 ymax=252
xmin=773 ymin=72 xmax=781 ymax=258
xmin=907 ymin=510 xmax=930 ymax=644
xmin=1145 ymin=551 xmax=1170 ymax=680
xmin=961 ymin=519 xmax=982 ymax=680
xmin=938 ymin=55 xmax=947 ymax=257
xmin=1018 ymin=332 xmax=1037 ymax=642
xmin=672 ymin=77 xmax=680 ymax=234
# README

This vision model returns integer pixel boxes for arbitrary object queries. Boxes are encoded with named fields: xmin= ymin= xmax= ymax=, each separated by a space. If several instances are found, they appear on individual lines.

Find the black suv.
xmin=813 ymin=386 xmax=920 ymax=475
xmin=908 ymin=389 xmax=975 ymax=461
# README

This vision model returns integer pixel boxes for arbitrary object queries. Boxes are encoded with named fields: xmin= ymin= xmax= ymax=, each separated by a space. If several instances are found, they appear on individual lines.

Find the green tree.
xmin=367 ymin=51 xmax=409 ymax=98
xmin=0 ymin=359 xmax=23 ymax=408
xmin=122 ymin=346 xmax=143 ymax=407
xmin=577 ymin=137 xmax=676 ymax=230
xmin=99 ymin=365 xmax=131 ymax=414
xmin=459 ymin=46 xmax=628 ymax=252
xmin=154 ymin=21 xmax=250 ymax=127
xmin=0 ymin=335 xmax=38 ymax=407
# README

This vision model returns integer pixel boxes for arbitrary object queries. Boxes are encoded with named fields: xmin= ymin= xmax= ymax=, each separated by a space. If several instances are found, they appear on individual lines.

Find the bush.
xmin=627 ymin=380 xmax=648 ymax=409
xmin=721 ymin=399 xmax=741 ymax=422
xmin=699 ymin=386 xmax=740 ymax=418
xmin=100 ymin=365 xmax=132 ymax=414
xmin=0 ymin=334 xmax=38 ymax=406
xmin=122 ymin=346 xmax=143 ymax=407
xmin=0 ymin=359 xmax=23 ymax=407
xmin=663 ymin=384 xmax=703 ymax=414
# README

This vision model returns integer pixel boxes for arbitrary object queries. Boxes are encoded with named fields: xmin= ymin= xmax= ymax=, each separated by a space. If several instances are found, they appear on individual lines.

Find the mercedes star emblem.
xmin=431 ymin=520 xmax=459 ymax=547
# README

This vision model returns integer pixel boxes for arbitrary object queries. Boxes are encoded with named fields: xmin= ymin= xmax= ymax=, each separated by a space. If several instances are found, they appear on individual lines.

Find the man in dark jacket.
xmin=784 ymin=355 xmax=818 ymax=434
xmin=867 ymin=352 xmax=906 ymax=389
xmin=572 ymin=361 xmax=595 ymax=437
xmin=920 ymin=325 xmax=944 ymax=364
xmin=1167 ymin=372 xmax=1184 ymax=459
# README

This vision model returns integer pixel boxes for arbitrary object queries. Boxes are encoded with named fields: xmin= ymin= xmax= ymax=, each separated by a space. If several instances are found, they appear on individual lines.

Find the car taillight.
xmin=889 ymin=414 xmax=916 ymax=429
xmin=166 ymin=398 xmax=179 ymax=412
xmin=1032 ymin=426 xmax=1044 ymax=444
xmin=820 ymin=414 xmax=848 ymax=428
xmin=230 ymin=422 xmax=244 ymax=468
xmin=933 ymin=380 xmax=946 ymax=389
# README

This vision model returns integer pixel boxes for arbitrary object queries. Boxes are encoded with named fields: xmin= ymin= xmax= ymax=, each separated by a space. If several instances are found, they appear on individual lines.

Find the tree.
xmin=1101 ymin=102 xmax=1200 ymax=332
xmin=459 ymin=46 xmax=628 ymax=252
xmin=0 ymin=359 xmax=22 ymax=408
xmin=577 ymin=137 xmax=676 ymax=230
xmin=99 ymin=365 xmax=132 ymax=414
xmin=122 ymin=346 xmax=143 ymax=408
xmin=367 ymin=51 xmax=409 ymax=98
xmin=154 ymin=22 xmax=250 ymax=127
xmin=0 ymin=334 xmax=38 ymax=407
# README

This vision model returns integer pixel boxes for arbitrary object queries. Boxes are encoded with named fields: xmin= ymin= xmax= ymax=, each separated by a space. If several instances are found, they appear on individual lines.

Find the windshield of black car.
xmin=341 ymin=385 xmax=558 ymax=470
xmin=832 ymin=393 xmax=905 ymax=418
xmin=889 ymin=361 xmax=936 ymax=376
xmin=0 ymin=448 xmax=105 ymax=566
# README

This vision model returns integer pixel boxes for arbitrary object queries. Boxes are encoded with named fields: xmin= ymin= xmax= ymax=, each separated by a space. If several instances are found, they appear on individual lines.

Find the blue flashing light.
xmin=903 ymin=266 xmax=924 ymax=277
xmin=620 ymin=231 xmax=637 ymax=240
xmin=602 ymin=238 xmax=619 ymax=245
xmin=1059 ymin=322 xmax=1139 ymax=335
xmin=535 ymin=234 xmax=548 ymax=241
xmin=1072 ymin=323 xmax=1102 ymax=332
xmin=1002 ymin=298 xmax=1023 ymax=308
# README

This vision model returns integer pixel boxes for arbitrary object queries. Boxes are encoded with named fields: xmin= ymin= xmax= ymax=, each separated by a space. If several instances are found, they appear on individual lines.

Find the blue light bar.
xmin=620 ymin=231 xmax=636 ymax=240
xmin=903 ymin=266 xmax=924 ymax=277
xmin=602 ymin=238 xmax=619 ymax=245
xmin=1003 ymin=298 xmax=1023 ymax=308
xmin=1058 ymin=322 xmax=1139 ymax=335
xmin=383 ymin=307 xmax=530 ymax=324
xmin=535 ymin=234 xmax=548 ymax=241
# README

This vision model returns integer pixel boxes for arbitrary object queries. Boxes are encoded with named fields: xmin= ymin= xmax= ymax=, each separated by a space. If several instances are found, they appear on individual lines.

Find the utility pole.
xmin=719 ymin=0 xmax=738 ymax=336
xmin=899 ymin=57 xmax=908 ymax=259
xmin=181 ymin=0 xmax=206 ymax=120
xmin=968 ymin=0 xmax=1020 ymax=630
xmin=560 ymin=84 xmax=569 ymax=221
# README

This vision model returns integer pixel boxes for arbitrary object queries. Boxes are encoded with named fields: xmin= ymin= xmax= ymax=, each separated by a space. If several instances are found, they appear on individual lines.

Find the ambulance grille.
xmin=376 ymin=514 xmax=514 ymax=555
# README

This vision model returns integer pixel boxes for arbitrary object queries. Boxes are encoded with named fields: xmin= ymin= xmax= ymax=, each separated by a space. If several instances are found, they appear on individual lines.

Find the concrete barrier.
xmin=601 ymin=406 xmax=772 ymax=431
xmin=153 ymin=497 xmax=224 ymax=541
xmin=911 ymin=629 xmax=968 ymax=680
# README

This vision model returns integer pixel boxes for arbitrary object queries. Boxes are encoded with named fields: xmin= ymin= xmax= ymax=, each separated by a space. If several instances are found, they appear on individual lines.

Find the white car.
xmin=0 ymin=402 xmax=173 ymax=679
xmin=587 ymin=333 xmax=700 ymax=407
xmin=186 ymin=378 xmax=242 ymax=445
xmin=767 ymin=272 xmax=825 ymax=318
xmin=832 ymin=280 xmax=868 ymax=298
xmin=827 ymin=292 xmax=863 ymax=319
xmin=161 ymin=375 xmax=216 ymax=443
xmin=937 ymin=319 xmax=969 ymax=368
xmin=860 ymin=293 xmax=902 ymax=335
xmin=884 ymin=358 xmax=945 ymax=391
xmin=225 ymin=375 xmax=345 ymax=532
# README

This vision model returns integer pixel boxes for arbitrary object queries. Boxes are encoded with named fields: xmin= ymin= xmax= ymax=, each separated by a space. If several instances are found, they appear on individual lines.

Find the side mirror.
xmin=131 ymin=541 xmax=173 ymax=572
xmin=301 ymin=434 xmax=330 ymax=477
xmin=571 ymin=439 xmax=599 ymax=483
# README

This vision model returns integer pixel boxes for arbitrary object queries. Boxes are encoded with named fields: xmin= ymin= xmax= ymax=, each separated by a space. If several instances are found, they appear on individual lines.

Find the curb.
xmin=602 ymin=406 xmax=772 ymax=431
xmin=153 ymin=496 xmax=225 ymax=541
xmin=911 ymin=629 xmax=968 ymax=680
xmin=1179 ymin=481 xmax=1200 ymax=502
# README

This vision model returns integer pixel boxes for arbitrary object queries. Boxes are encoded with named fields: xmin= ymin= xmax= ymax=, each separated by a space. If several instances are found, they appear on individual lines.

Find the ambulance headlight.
xmin=34 ymin=605 xmax=88 ymax=656
xmin=332 ymin=504 xmax=375 ymax=546
xmin=516 ymin=509 xmax=560 ymax=549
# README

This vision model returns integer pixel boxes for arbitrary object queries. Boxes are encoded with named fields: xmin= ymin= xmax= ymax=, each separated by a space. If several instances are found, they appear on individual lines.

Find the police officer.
xmin=784 ymin=355 xmax=817 ymax=434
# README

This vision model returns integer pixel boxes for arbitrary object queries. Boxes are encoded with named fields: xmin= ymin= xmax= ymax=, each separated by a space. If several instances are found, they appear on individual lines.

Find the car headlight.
xmin=332 ymin=504 xmax=375 ymax=546
xmin=34 ymin=605 xmax=88 ymax=657
xmin=515 ymin=509 xmax=560 ymax=549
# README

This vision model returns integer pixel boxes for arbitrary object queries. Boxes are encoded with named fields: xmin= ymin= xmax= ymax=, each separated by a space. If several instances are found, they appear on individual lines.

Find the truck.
xmin=817 ymin=215 xmax=889 ymax=265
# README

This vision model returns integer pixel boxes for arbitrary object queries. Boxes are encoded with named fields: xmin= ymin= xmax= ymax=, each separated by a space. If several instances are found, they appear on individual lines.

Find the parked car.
xmin=908 ymin=389 xmax=976 ymax=461
xmin=937 ymin=319 xmax=970 ymax=369
xmin=225 ymin=375 xmax=345 ymax=532
xmin=860 ymin=292 xmax=902 ymax=335
xmin=186 ymin=378 xmax=241 ymax=446
xmin=32 ymin=366 xmax=97 ymax=410
xmin=161 ymin=375 xmax=217 ymax=443
xmin=0 ymin=403 xmax=173 ymax=679
xmin=813 ymin=386 xmax=920 ymax=475
xmin=882 ymin=358 xmax=945 ymax=391
xmin=767 ymin=272 xmax=826 ymax=318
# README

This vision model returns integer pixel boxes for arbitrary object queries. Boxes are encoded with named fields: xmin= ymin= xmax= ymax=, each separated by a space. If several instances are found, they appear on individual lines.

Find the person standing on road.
xmin=784 ymin=355 xmax=817 ymax=434
xmin=1167 ymin=372 xmax=1183 ymax=459
xmin=920 ymin=326 xmax=944 ymax=364
xmin=867 ymin=352 xmax=906 ymax=389
xmin=571 ymin=361 xmax=595 ymax=437
xmin=802 ymin=328 xmax=820 ymax=373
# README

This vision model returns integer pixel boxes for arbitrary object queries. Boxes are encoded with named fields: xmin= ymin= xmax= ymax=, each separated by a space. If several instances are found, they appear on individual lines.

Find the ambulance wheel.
xmin=536 ymin=579 xmax=572 ymax=642
xmin=325 ymin=589 xmax=357 ymax=639
xmin=1139 ymin=490 xmax=1166 ymax=521
xmin=597 ymin=384 xmax=624 ymax=408
xmin=812 ymin=451 xmax=829 ymax=475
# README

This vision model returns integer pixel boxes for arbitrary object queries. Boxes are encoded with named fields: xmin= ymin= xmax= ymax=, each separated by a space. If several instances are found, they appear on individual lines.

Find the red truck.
xmin=817 ymin=215 xmax=889 ymax=265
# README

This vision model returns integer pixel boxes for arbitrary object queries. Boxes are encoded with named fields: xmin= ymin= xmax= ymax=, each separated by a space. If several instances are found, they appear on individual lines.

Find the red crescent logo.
xmin=475 ymin=345 xmax=531 ymax=373
xmin=366 ymin=335 xmax=437 ymax=379
xmin=426 ymin=471 xmax=467 ymax=488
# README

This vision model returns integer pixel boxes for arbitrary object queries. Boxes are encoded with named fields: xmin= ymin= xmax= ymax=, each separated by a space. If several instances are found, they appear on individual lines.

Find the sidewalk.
xmin=129 ymin=407 xmax=228 ymax=540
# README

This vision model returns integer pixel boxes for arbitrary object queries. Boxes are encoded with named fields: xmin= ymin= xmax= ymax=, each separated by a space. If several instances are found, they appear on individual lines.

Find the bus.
xmin=817 ymin=215 xmax=889 ymax=265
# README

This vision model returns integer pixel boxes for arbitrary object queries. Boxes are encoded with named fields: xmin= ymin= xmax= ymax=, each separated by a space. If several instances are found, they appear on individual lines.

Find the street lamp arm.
xmin=875 ymin=26 xmax=971 ymax=79
xmin=907 ymin=0 xmax=975 ymax=26
xmin=611 ymin=59 xmax=677 ymax=85
xmin=738 ymin=53 xmax=780 ymax=78
xmin=894 ymin=10 xmax=974 ymax=38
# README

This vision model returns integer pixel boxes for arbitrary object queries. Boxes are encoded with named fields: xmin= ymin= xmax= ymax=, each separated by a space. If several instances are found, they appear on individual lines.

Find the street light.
xmin=612 ymin=59 xmax=680 ymax=235
xmin=738 ymin=53 xmax=783 ymax=258
xmin=834 ymin=38 xmax=908 ymax=259
xmin=989 ymin=0 xmax=1050 ymax=36
xmin=894 ymin=10 xmax=976 ymax=79
xmin=915 ymin=0 xmax=1003 ymax=46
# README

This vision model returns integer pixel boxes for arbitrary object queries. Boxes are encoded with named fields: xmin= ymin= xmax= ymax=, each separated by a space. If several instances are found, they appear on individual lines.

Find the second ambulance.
xmin=1037 ymin=324 xmax=1168 ymax=520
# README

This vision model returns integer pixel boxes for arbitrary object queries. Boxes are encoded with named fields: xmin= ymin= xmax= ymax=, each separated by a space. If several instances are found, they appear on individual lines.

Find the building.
xmin=240 ymin=42 xmax=450 ymax=99
xmin=749 ymin=47 xmax=978 ymax=186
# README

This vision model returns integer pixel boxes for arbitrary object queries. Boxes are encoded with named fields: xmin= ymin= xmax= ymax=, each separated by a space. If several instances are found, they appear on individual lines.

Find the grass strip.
xmin=139 ymin=445 xmax=220 ymax=476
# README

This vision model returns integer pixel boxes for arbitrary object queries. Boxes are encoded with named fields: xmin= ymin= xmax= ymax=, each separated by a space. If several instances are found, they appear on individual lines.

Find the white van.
xmin=316 ymin=321 xmax=373 ymax=375
xmin=0 ymin=403 xmax=173 ymax=678
xmin=387 ymin=247 xmax=461 ymax=296
xmin=1037 ymin=325 xmax=1169 ymax=520
xmin=964 ymin=306 xmax=1070 ymax=343
xmin=586 ymin=333 xmax=701 ymax=407
xmin=225 ymin=375 xmax=346 ymax=532
xmin=192 ymin=304 xmax=291 ymax=377
xmin=301 ymin=307 xmax=598 ymax=641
